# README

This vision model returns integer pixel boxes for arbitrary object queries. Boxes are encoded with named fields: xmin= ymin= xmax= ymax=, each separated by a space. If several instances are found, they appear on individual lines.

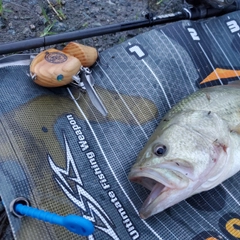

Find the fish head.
xmin=128 ymin=110 xmax=230 ymax=219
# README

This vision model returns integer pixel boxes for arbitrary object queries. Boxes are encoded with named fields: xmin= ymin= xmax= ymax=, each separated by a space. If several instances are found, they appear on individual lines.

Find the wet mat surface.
xmin=0 ymin=11 xmax=240 ymax=240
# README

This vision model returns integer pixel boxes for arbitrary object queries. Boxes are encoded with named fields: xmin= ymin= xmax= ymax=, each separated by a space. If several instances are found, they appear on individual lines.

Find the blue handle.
xmin=15 ymin=203 xmax=94 ymax=236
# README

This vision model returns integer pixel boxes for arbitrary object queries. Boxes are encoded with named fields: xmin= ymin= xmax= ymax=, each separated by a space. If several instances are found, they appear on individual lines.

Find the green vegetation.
xmin=118 ymin=36 xmax=126 ymax=44
xmin=40 ymin=0 xmax=67 ymax=37
xmin=40 ymin=20 xmax=56 ymax=37
xmin=82 ymin=22 xmax=89 ymax=28
xmin=55 ymin=0 xmax=66 ymax=20
xmin=0 ymin=0 xmax=3 ymax=16
xmin=42 ymin=6 xmax=50 ymax=24
xmin=40 ymin=7 xmax=56 ymax=37
xmin=56 ymin=8 xmax=66 ymax=20
xmin=47 ymin=0 xmax=66 ymax=20
xmin=156 ymin=0 xmax=163 ymax=5
xmin=0 ymin=0 xmax=12 ymax=17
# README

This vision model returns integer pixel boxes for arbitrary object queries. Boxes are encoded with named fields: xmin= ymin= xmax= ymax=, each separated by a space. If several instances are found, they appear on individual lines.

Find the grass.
xmin=118 ymin=36 xmax=126 ymax=44
xmin=40 ymin=7 xmax=56 ymax=37
xmin=0 ymin=0 xmax=3 ymax=16
xmin=156 ymin=0 xmax=163 ymax=5
xmin=46 ymin=0 xmax=66 ymax=20
xmin=40 ymin=1 xmax=67 ymax=37
xmin=55 ymin=0 xmax=66 ymax=20
xmin=56 ymin=0 xmax=62 ymax=6
xmin=82 ymin=22 xmax=89 ymax=28
xmin=42 ymin=6 xmax=50 ymax=24
xmin=56 ymin=8 xmax=66 ymax=20
xmin=0 ymin=0 xmax=12 ymax=17
xmin=40 ymin=20 xmax=56 ymax=37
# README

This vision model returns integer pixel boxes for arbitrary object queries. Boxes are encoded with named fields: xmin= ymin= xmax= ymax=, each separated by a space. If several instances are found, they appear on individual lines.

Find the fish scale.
xmin=167 ymin=86 xmax=240 ymax=123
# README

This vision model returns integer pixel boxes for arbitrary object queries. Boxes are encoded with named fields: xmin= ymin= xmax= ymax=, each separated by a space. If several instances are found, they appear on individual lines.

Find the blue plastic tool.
xmin=14 ymin=203 xmax=94 ymax=236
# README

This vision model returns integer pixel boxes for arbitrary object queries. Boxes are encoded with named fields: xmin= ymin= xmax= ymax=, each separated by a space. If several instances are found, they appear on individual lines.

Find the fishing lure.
xmin=29 ymin=42 xmax=107 ymax=116
xmin=30 ymin=42 xmax=98 ymax=88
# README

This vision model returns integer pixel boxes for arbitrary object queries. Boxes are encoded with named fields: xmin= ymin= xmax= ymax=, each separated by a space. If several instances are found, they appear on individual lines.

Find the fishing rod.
xmin=0 ymin=0 xmax=239 ymax=55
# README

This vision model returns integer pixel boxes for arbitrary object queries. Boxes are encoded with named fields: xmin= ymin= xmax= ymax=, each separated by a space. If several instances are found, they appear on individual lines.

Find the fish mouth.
xmin=128 ymin=167 xmax=188 ymax=219
xmin=128 ymin=168 xmax=176 ymax=189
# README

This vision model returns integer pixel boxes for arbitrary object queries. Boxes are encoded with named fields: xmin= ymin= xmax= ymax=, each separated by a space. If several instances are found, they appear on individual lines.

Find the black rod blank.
xmin=0 ymin=14 xmax=184 ymax=55
xmin=0 ymin=1 xmax=239 ymax=55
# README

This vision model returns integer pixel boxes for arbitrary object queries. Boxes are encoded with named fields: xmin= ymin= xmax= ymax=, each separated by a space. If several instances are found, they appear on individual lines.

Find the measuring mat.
xmin=0 ymin=10 xmax=240 ymax=240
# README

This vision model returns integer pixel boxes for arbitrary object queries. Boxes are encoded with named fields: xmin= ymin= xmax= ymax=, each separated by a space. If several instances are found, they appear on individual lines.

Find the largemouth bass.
xmin=128 ymin=85 xmax=240 ymax=219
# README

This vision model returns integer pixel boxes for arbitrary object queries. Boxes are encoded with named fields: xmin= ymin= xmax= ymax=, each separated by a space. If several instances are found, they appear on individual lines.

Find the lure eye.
xmin=154 ymin=144 xmax=167 ymax=156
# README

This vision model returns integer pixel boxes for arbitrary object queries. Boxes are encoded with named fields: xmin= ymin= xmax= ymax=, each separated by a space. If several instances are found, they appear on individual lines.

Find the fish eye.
xmin=153 ymin=144 xmax=167 ymax=156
